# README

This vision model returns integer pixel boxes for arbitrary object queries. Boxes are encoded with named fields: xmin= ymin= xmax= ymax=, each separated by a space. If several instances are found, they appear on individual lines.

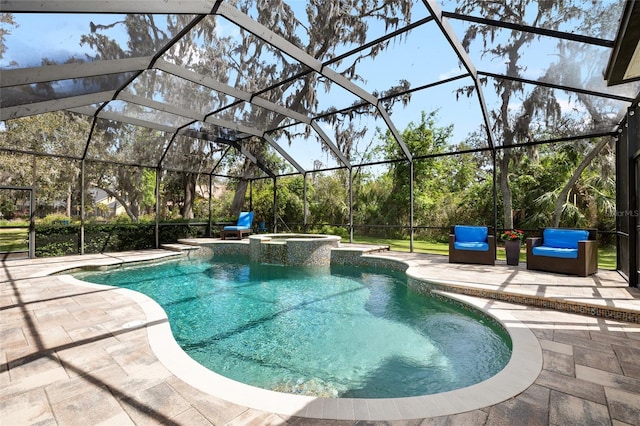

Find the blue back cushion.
xmin=237 ymin=211 xmax=254 ymax=228
xmin=543 ymin=228 xmax=589 ymax=249
xmin=454 ymin=225 xmax=488 ymax=243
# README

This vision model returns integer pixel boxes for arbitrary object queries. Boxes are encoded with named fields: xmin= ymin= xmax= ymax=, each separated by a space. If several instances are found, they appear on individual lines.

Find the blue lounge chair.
xmin=448 ymin=225 xmax=496 ymax=265
xmin=526 ymin=228 xmax=597 ymax=276
xmin=220 ymin=211 xmax=254 ymax=240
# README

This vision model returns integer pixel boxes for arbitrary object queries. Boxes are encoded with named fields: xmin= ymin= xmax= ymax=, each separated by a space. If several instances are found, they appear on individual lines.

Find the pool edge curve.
xmin=55 ymin=253 xmax=543 ymax=421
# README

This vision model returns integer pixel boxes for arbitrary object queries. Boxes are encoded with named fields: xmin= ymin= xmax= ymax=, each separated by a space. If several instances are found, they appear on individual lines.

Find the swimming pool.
xmin=75 ymin=254 xmax=512 ymax=399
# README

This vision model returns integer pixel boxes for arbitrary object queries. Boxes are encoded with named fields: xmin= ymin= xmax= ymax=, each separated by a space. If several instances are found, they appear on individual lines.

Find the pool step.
xmin=337 ymin=243 xmax=390 ymax=254
xmin=415 ymin=279 xmax=640 ymax=324
xmin=160 ymin=243 xmax=201 ymax=252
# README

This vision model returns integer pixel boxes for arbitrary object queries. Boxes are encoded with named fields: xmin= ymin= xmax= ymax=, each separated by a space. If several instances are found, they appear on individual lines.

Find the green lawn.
xmin=0 ymin=228 xmax=29 ymax=252
xmin=353 ymin=236 xmax=617 ymax=270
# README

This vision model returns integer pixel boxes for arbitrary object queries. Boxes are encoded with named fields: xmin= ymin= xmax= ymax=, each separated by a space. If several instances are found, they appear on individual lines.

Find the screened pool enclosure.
xmin=0 ymin=0 xmax=638 ymax=286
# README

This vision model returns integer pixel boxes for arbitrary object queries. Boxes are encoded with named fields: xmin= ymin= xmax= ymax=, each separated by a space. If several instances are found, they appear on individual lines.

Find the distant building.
xmin=90 ymin=188 xmax=125 ymax=218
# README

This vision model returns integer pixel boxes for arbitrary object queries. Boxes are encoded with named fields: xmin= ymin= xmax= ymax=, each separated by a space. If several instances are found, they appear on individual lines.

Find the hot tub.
xmin=249 ymin=233 xmax=341 ymax=266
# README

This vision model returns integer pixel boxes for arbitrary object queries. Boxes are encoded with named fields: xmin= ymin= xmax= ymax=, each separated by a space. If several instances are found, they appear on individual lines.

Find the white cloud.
xmin=215 ymin=21 xmax=241 ymax=39
xmin=438 ymin=66 xmax=466 ymax=80
xmin=508 ymin=101 xmax=522 ymax=112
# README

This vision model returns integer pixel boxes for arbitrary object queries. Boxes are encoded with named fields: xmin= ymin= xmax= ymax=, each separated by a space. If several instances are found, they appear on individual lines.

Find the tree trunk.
xmin=101 ymin=187 xmax=139 ymax=222
xmin=497 ymin=36 xmax=530 ymax=231
xmin=130 ymin=200 xmax=140 ymax=221
xmin=229 ymin=156 xmax=255 ymax=217
xmin=552 ymin=138 xmax=608 ymax=227
xmin=181 ymin=173 xmax=197 ymax=220
xmin=66 ymin=184 xmax=72 ymax=217
xmin=231 ymin=177 xmax=249 ymax=217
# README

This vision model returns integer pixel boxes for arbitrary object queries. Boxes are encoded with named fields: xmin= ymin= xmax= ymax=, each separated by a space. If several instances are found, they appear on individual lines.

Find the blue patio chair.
xmin=448 ymin=225 xmax=496 ymax=265
xmin=220 ymin=211 xmax=254 ymax=240
xmin=526 ymin=228 xmax=597 ymax=276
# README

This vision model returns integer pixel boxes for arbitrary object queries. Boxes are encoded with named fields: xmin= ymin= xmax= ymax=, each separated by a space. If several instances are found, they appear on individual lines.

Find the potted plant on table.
xmin=500 ymin=229 xmax=524 ymax=266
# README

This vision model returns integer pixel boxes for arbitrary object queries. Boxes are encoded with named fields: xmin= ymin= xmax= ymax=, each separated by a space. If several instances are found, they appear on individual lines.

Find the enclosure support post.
xmin=410 ymin=160 xmax=414 ymax=253
xmin=30 ymin=156 xmax=36 ymax=259
xmin=29 ymin=188 xmax=35 ymax=259
xmin=80 ymin=159 xmax=85 ymax=255
xmin=155 ymin=167 xmax=160 ymax=249
xmin=303 ymin=173 xmax=308 ymax=233
xmin=272 ymin=177 xmax=277 ymax=233
xmin=492 ymin=150 xmax=498 ymax=260
xmin=349 ymin=168 xmax=353 ymax=243
xmin=208 ymin=174 xmax=213 ymax=237
xmin=628 ymin=106 xmax=638 ymax=287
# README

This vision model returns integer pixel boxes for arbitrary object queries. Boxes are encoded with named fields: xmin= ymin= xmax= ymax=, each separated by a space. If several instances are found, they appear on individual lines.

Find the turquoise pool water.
xmin=76 ymin=255 xmax=512 ymax=398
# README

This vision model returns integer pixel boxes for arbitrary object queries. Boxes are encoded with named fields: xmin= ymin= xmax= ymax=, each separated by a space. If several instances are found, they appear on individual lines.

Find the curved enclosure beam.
xmin=310 ymin=121 xmax=352 ymax=170
xmin=0 ymin=91 xmax=116 ymax=121
xmin=262 ymin=134 xmax=306 ymax=175
xmin=421 ymin=0 xmax=496 ymax=150
xmin=0 ymin=57 xmax=153 ymax=89
xmin=0 ymin=0 xmax=215 ymax=14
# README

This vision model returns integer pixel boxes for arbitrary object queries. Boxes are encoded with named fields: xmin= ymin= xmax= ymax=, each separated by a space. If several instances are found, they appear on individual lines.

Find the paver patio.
xmin=1 ymin=247 xmax=639 ymax=425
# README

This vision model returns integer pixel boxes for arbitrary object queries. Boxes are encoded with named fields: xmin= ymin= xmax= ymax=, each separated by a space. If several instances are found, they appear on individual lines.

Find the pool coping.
xmin=55 ymin=252 xmax=543 ymax=421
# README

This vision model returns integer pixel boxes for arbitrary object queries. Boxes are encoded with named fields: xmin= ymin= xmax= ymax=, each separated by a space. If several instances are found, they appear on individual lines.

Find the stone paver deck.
xmin=1 ymin=247 xmax=639 ymax=425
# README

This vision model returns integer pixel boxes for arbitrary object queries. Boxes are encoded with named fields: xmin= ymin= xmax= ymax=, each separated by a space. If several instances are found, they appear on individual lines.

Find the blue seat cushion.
xmin=543 ymin=229 xmax=589 ymax=249
xmin=454 ymin=241 xmax=489 ymax=251
xmin=223 ymin=225 xmax=250 ymax=231
xmin=532 ymin=246 xmax=578 ymax=259
xmin=454 ymin=225 xmax=488 ymax=243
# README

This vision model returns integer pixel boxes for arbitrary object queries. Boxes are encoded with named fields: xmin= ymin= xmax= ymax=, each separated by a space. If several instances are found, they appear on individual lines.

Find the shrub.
xmin=36 ymin=225 xmax=79 ymax=256
xmin=39 ymin=213 xmax=74 ymax=225
xmin=34 ymin=222 xmax=211 ymax=257
xmin=318 ymin=225 xmax=349 ymax=238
